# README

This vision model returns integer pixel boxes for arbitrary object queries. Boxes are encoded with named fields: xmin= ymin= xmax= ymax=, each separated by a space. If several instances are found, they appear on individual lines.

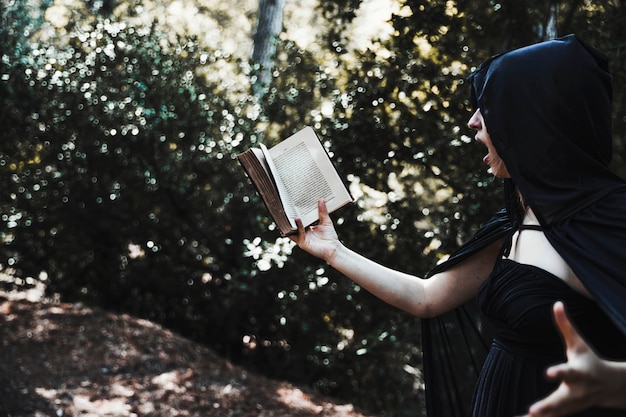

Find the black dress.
xmin=473 ymin=252 xmax=626 ymax=417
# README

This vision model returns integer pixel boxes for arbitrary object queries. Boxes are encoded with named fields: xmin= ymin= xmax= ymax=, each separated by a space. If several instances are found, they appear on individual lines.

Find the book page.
xmin=259 ymin=144 xmax=298 ymax=228
xmin=268 ymin=127 xmax=352 ymax=227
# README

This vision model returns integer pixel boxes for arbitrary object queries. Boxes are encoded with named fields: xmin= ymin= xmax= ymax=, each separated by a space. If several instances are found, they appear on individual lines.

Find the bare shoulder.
xmin=509 ymin=223 xmax=592 ymax=298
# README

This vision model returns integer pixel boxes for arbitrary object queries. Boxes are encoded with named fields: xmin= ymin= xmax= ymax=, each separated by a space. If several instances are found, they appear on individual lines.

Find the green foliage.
xmin=0 ymin=6 xmax=266 ymax=350
xmin=1 ymin=1 xmax=625 ymax=416
xmin=259 ymin=1 xmax=626 ymax=414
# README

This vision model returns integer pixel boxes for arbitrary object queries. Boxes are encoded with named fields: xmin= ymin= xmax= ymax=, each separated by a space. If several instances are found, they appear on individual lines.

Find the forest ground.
xmin=0 ymin=283 xmax=376 ymax=417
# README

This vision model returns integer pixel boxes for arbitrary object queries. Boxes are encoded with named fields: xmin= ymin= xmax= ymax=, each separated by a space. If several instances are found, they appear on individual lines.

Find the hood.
xmin=469 ymin=34 xmax=626 ymax=335
xmin=469 ymin=34 xmax=622 ymax=225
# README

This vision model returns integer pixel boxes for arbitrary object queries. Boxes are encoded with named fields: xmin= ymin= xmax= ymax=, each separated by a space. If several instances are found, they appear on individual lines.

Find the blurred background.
xmin=1 ymin=0 xmax=625 ymax=415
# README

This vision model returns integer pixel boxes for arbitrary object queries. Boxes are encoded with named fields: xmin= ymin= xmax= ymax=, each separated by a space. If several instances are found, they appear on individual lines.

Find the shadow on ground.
xmin=0 ymin=288 xmax=375 ymax=417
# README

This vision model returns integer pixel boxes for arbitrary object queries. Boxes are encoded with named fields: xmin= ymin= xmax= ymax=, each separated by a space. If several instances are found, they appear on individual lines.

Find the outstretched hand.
xmin=522 ymin=301 xmax=626 ymax=417
xmin=289 ymin=199 xmax=342 ymax=263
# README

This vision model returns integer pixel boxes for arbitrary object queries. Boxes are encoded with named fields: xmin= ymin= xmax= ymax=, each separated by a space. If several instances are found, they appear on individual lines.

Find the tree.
xmin=259 ymin=0 xmax=626 ymax=413
xmin=1 ymin=1 xmax=624 ymax=416
xmin=251 ymin=0 xmax=286 ymax=97
xmin=86 ymin=0 xmax=116 ymax=16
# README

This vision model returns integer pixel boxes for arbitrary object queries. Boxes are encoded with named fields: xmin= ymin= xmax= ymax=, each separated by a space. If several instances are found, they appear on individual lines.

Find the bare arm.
xmin=290 ymin=199 xmax=502 ymax=318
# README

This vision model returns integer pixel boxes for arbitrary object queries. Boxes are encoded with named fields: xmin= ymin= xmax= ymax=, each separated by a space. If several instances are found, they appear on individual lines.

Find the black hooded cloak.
xmin=422 ymin=34 xmax=626 ymax=416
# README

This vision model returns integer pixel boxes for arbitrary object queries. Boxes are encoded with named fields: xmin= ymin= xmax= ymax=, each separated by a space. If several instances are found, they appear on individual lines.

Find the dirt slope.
xmin=0 ymin=289 xmax=375 ymax=417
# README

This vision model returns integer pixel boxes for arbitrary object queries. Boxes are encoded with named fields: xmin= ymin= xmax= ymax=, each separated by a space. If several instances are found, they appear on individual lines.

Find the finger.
xmin=552 ymin=301 xmax=573 ymax=339
xmin=289 ymin=217 xmax=305 ymax=243
xmin=318 ymin=199 xmax=331 ymax=224
xmin=552 ymin=301 xmax=585 ymax=356
xmin=295 ymin=216 xmax=306 ymax=234
xmin=545 ymin=363 xmax=577 ymax=381
xmin=527 ymin=385 xmax=573 ymax=417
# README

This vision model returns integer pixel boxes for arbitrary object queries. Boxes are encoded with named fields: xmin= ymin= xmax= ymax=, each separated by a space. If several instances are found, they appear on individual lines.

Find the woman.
xmin=289 ymin=35 xmax=626 ymax=416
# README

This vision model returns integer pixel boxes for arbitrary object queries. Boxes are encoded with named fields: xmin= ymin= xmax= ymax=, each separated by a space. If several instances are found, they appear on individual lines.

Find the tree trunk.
xmin=546 ymin=2 xmax=558 ymax=39
xmin=542 ymin=1 xmax=558 ymax=40
xmin=85 ymin=0 xmax=116 ymax=16
xmin=251 ymin=0 xmax=286 ymax=97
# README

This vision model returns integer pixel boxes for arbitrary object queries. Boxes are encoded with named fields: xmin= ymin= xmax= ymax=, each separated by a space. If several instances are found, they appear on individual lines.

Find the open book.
xmin=237 ymin=126 xmax=353 ymax=237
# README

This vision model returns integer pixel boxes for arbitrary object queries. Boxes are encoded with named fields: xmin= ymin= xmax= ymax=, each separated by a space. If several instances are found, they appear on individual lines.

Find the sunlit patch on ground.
xmin=0 ymin=285 xmax=375 ymax=417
